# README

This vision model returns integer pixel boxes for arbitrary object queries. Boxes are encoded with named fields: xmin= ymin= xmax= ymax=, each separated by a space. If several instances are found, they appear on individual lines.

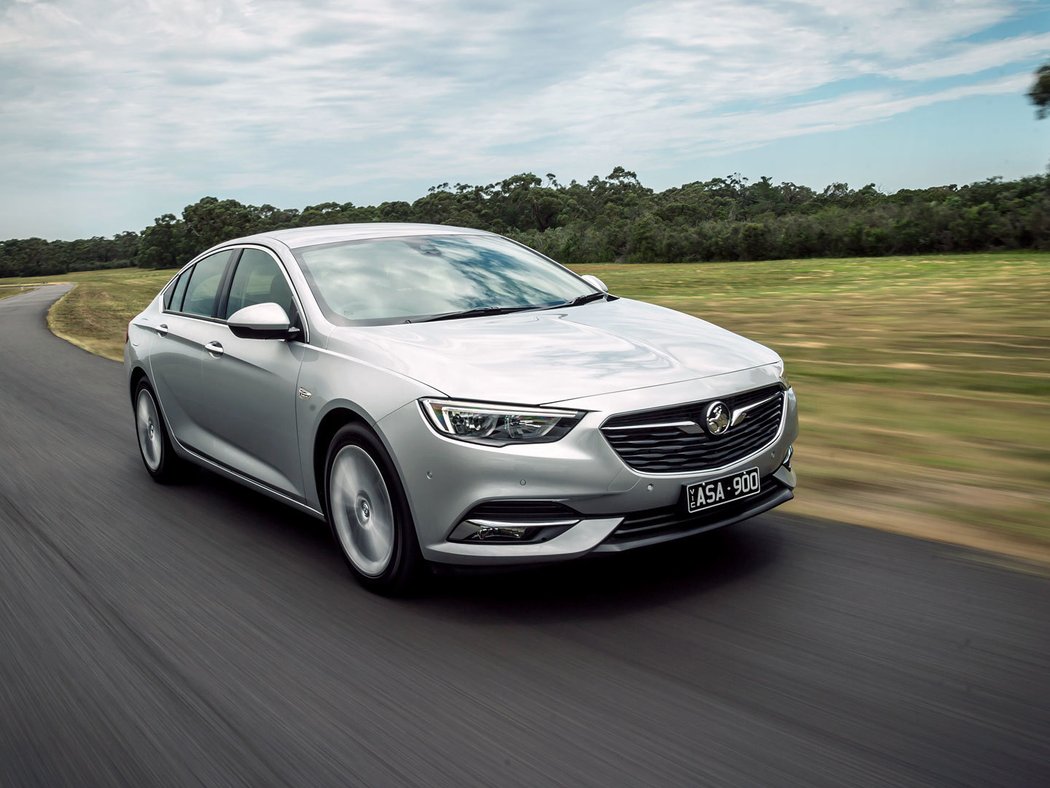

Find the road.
xmin=0 ymin=285 xmax=1048 ymax=787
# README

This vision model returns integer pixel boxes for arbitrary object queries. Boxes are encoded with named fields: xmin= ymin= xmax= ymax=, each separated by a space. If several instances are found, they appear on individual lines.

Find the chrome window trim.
xmin=164 ymin=249 xmax=236 ymax=319
xmin=161 ymin=243 xmax=311 ymax=344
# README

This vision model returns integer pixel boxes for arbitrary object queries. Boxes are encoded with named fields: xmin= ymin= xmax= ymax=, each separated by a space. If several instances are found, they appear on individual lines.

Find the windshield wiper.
xmin=409 ymin=293 xmax=610 ymax=322
xmin=409 ymin=305 xmax=536 ymax=323
xmin=545 ymin=291 xmax=609 ymax=309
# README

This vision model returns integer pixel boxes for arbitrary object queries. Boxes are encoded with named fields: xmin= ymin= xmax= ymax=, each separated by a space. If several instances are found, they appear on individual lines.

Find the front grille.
xmin=601 ymin=386 xmax=784 ymax=473
xmin=464 ymin=500 xmax=580 ymax=522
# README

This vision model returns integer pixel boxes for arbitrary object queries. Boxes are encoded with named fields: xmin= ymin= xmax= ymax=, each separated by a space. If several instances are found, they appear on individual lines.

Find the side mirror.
xmin=581 ymin=274 xmax=608 ymax=293
xmin=228 ymin=302 xmax=296 ymax=340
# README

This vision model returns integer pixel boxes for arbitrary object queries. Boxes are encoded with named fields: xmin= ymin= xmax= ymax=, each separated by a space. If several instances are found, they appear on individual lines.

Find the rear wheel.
xmin=325 ymin=424 xmax=422 ymax=594
xmin=133 ymin=379 xmax=186 ymax=483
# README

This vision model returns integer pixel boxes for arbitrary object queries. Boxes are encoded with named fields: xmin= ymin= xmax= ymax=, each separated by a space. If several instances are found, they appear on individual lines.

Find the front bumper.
xmin=377 ymin=371 xmax=798 ymax=566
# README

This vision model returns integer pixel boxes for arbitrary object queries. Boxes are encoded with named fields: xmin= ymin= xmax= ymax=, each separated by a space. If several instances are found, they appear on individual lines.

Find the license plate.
xmin=686 ymin=467 xmax=761 ymax=513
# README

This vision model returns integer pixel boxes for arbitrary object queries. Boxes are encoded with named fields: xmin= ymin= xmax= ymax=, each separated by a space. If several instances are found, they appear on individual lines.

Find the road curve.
xmin=0 ymin=285 xmax=1048 ymax=787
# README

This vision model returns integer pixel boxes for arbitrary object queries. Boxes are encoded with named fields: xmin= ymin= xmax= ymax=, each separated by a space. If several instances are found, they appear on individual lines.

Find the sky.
xmin=1 ymin=0 xmax=1048 ymax=240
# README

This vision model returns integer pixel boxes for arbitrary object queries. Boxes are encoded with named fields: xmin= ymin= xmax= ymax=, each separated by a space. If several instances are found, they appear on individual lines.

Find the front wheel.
xmin=325 ymin=424 xmax=423 ymax=594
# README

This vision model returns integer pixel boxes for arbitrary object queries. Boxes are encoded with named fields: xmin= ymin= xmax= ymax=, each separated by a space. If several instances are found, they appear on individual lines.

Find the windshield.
xmin=292 ymin=234 xmax=597 ymax=325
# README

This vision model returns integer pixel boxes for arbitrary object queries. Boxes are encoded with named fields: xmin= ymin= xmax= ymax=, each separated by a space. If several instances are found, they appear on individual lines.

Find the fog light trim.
xmin=449 ymin=518 xmax=580 ymax=543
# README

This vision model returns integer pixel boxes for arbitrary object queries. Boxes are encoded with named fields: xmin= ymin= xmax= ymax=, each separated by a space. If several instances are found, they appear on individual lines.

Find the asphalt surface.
xmin=1 ymin=285 xmax=1048 ymax=787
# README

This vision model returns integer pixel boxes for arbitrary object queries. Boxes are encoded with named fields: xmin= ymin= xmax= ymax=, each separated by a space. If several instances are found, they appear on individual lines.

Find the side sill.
xmin=172 ymin=439 xmax=326 ymax=521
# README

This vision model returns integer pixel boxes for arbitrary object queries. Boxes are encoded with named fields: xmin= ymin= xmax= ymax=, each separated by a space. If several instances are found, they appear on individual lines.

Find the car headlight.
xmin=421 ymin=399 xmax=584 ymax=445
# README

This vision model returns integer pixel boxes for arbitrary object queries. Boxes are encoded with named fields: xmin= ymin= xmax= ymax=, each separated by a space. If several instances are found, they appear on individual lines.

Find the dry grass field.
xmin=576 ymin=253 xmax=1050 ymax=559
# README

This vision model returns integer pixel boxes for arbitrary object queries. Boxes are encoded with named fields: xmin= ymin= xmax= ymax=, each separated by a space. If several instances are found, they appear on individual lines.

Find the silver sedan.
xmin=125 ymin=224 xmax=798 ymax=592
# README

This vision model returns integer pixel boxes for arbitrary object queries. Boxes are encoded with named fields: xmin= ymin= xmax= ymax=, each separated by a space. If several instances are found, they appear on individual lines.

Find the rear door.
xmin=148 ymin=249 xmax=235 ymax=454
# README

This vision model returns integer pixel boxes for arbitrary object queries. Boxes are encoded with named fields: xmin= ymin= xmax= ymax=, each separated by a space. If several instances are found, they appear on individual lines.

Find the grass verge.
xmin=3 ymin=253 xmax=1048 ymax=559
xmin=0 ymin=284 xmax=39 ymax=300
xmin=2 ymin=268 xmax=176 ymax=359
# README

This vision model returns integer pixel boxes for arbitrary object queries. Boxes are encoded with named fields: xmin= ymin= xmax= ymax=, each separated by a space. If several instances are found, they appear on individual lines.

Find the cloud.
xmin=0 ymin=0 xmax=1045 ymax=238
xmin=887 ymin=31 xmax=1050 ymax=80
xmin=682 ymin=72 xmax=1033 ymax=154
xmin=351 ymin=0 xmax=1034 ymax=176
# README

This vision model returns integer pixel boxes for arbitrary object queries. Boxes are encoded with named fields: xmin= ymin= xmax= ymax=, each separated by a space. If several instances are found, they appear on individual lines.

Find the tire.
xmin=133 ymin=379 xmax=187 ymax=484
xmin=324 ymin=423 xmax=423 ymax=594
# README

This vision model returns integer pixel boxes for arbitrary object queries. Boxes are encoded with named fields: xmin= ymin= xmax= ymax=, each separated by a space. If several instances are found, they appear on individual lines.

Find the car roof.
xmin=224 ymin=223 xmax=495 ymax=251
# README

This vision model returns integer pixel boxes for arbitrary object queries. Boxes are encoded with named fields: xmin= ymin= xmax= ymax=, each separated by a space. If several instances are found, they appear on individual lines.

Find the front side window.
xmin=224 ymin=249 xmax=295 ymax=320
xmin=293 ymin=234 xmax=595 ymax=326
xmin=180 ymin=250 xmax=233 ymax=317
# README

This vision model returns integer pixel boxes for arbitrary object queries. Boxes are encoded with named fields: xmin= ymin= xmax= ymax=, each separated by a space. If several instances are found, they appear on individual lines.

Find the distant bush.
xmin=3 ymin=170 xmax=1049 ymax=276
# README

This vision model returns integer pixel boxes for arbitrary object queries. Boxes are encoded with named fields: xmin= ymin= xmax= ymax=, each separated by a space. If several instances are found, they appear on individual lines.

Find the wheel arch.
xmin=313 ymin=406 xmax=370 ymax=512
xmin=314 ymin=406 xmax=424 ymax=592
xmin=129 ymin=365 xmax=149 ymax=403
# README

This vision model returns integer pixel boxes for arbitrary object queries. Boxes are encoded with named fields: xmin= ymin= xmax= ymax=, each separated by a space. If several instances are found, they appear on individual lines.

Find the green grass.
xmin=3 ymin=253 xmax=1049 ymax=555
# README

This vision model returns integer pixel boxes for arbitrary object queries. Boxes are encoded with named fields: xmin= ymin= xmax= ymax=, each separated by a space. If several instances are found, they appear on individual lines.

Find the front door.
xmin=197 ymin=248 xmax=307 ymax=499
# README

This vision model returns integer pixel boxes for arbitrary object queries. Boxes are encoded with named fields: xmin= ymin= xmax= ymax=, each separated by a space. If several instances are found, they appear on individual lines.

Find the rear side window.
xmin=164 ymin=270 xmax=190 ymax=311
xmin=180 ymin=251 xmax=233 ymax=317
xmin=224 ymin=249 xmax=295 ymax=320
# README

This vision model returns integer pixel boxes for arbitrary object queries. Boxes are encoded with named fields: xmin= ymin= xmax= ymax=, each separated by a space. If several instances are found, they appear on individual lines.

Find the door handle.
xmin=156 ymin=323 xmax=168 ymax=337
xmin=204 ymin=341 xmax=224 ymax=358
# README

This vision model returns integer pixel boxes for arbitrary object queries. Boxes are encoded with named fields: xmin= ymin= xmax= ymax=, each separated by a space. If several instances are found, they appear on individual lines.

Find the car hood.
xmin=325 ymin=298 xmax=780 ymax=405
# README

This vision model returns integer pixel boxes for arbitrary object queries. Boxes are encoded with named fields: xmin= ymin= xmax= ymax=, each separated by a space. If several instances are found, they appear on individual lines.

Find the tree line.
xmin=2 ymin=167 xmax=1049 ymax=277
